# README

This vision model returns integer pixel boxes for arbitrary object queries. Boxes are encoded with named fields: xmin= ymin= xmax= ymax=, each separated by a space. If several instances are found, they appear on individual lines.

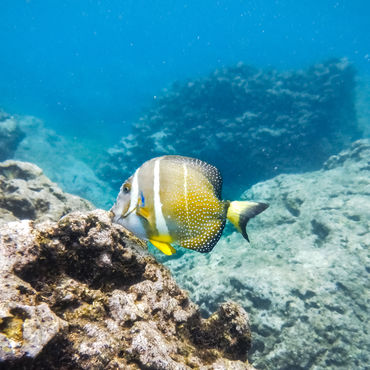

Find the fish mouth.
xmin=110 ymin=207 xmax=136 ymax=223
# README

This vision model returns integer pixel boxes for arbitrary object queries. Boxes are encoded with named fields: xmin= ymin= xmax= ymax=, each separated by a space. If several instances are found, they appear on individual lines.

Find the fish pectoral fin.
xmin=150 ymin=240 xmax=176 ymax=255
xmin=136 ymin=206 xmax=150 ymax=220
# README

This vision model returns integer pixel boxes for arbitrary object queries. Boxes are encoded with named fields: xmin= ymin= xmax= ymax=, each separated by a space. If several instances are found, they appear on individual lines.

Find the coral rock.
xmin=99 ymin=58 xmax=360 ymax=195
xmin=0 ymin=112 xmax=25 ymax=161
xmin=0 ymin=160 xmax=95 ymax=226
xmin=0 ymin=209 xmax=254 ymax=369
xmin=13 ymin=116 xmax=110 ymax=208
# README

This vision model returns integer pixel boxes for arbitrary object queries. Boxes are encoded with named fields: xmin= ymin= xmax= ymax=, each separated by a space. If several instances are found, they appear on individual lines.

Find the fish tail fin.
xmin=226 ymin=201 xmax=269 ymax=242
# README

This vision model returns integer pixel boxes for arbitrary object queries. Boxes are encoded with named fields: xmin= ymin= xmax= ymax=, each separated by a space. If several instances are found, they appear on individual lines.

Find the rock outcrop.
xmin=160 ymin=139 xmax=370 ymax=369
xmin=0 ymin=160 xmax=95 ymax=226
xmin=0 ymin=112 xmax=25 ymax=161
xmin=13 ymin=116 xmax=111 ymax=209
xmin=99 ymin=58 xmax=360 ymax=195
xmin=0 ymin=210 xmax=254 ymax=369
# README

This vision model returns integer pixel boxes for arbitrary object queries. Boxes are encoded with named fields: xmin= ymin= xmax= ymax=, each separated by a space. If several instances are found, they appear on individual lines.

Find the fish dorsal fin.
xmin=179 ymin=218 xmax=225 ymax=253
xmin=162 ymin=155 xmax=223 ymax=199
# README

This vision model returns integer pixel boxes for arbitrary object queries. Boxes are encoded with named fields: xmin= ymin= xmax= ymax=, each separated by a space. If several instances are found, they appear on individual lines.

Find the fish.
xmin=110 ymin=155 xmax=268 ymax=255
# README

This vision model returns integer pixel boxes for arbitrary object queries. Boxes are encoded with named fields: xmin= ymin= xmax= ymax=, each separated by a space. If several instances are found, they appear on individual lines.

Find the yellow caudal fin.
xmin=149 ymin=239 xmax=177 ymax=255
xmin=226 ymin=201 xmax=269 ymax=242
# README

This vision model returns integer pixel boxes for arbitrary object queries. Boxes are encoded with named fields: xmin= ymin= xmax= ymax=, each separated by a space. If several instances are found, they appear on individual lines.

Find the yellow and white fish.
xmin=110 ymin=155 xmax=268 ymax=255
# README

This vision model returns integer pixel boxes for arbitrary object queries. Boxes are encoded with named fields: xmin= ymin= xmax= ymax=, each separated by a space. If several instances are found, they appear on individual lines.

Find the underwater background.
xmin=0 ymin=1 xmax=369 ymax=369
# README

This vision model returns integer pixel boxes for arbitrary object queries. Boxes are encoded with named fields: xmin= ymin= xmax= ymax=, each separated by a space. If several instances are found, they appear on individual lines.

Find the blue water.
xmin=0 ymin=0 xmax=369 ymax=146
xmin=1 ymin=2 xmax=370 ymax=369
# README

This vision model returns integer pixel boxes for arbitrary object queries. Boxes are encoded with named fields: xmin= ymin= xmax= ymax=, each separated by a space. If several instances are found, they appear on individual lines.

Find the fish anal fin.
xmin=150 ymin=239 xmax=176 ymax=255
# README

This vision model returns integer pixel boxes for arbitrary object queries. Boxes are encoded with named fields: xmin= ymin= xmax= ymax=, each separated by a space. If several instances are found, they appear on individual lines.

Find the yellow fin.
xmin=150 ymin=239 xmax=176 ymax=255
xmin=227 ymin=201 xmax=269 ymax=242
xmin=137 ymin=206 xmax=150 ymax=219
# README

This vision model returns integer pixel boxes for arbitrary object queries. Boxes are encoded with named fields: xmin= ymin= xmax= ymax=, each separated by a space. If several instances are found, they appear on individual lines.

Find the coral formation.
xmin=161 ymin=139 xmax=370 ymax=369
xmin=0 ymin=160 xmax=94 ymax=226
xmin=0 ymin=112 xmax=25 ymax=161
xmin=0 ymin=210 xmax=254 ymax=369
xmin=99 ymin=58 xmax=360 ymax=195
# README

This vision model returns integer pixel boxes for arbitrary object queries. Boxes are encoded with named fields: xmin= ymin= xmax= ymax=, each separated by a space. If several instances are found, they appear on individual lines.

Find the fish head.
xmin=110 ymin=176 xmax=133 ymax=223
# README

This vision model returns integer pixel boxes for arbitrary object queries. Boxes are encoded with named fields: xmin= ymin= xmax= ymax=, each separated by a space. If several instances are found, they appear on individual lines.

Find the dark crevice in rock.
xmin=283 ymin=195 xmax=303 ymax=217
xmin=29 ymin=335 xmax=78 ymax=370
xmin=230 ymin=278 xmax=272 ymax=310
xmin=311 ymin=219 xmax=330 ymax=241
xmin=0 ymin=197 xmax=36 ymax=219
xmin=291 ymin=289 xmax=316 ymax=300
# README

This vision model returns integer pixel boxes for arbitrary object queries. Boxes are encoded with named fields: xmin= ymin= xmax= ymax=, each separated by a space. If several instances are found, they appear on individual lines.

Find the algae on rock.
xmin=0 ymin=210 xmax=254 ymax=369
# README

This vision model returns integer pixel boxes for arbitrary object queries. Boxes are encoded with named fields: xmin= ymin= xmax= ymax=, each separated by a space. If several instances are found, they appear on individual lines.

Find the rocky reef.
xmin=12 ymin=116 xmax=111 ymax=209
xmin=0 ymin=160 xmax=94 ymax=226
xmin=0 ymin=111 xmax=111 ymax=208
xmin=99 ymin=58 xmax=360 ymax=195
xmin=0 ymin=112 xmax=25 ymax=161
xmin=0 ymin=209 xmax=254 ymax=369
xmin=160 ymin=139 xmax=370 ymax=369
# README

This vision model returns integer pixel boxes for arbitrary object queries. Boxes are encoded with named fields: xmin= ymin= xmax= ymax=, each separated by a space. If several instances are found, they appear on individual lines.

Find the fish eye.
xmin=122 ymin=184 xmax=131 ymax=194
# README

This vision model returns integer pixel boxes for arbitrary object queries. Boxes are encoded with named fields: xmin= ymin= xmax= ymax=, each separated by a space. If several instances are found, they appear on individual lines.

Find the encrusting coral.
xmin=0 ymin=210 xmax=254 ymax=369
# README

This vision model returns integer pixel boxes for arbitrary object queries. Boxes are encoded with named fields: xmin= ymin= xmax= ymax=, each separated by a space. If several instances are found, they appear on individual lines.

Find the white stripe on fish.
xmin=127 ymin=168 xmax=139 ymax=215
xmin=154 ymin=158 xmax=169 ymax=235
